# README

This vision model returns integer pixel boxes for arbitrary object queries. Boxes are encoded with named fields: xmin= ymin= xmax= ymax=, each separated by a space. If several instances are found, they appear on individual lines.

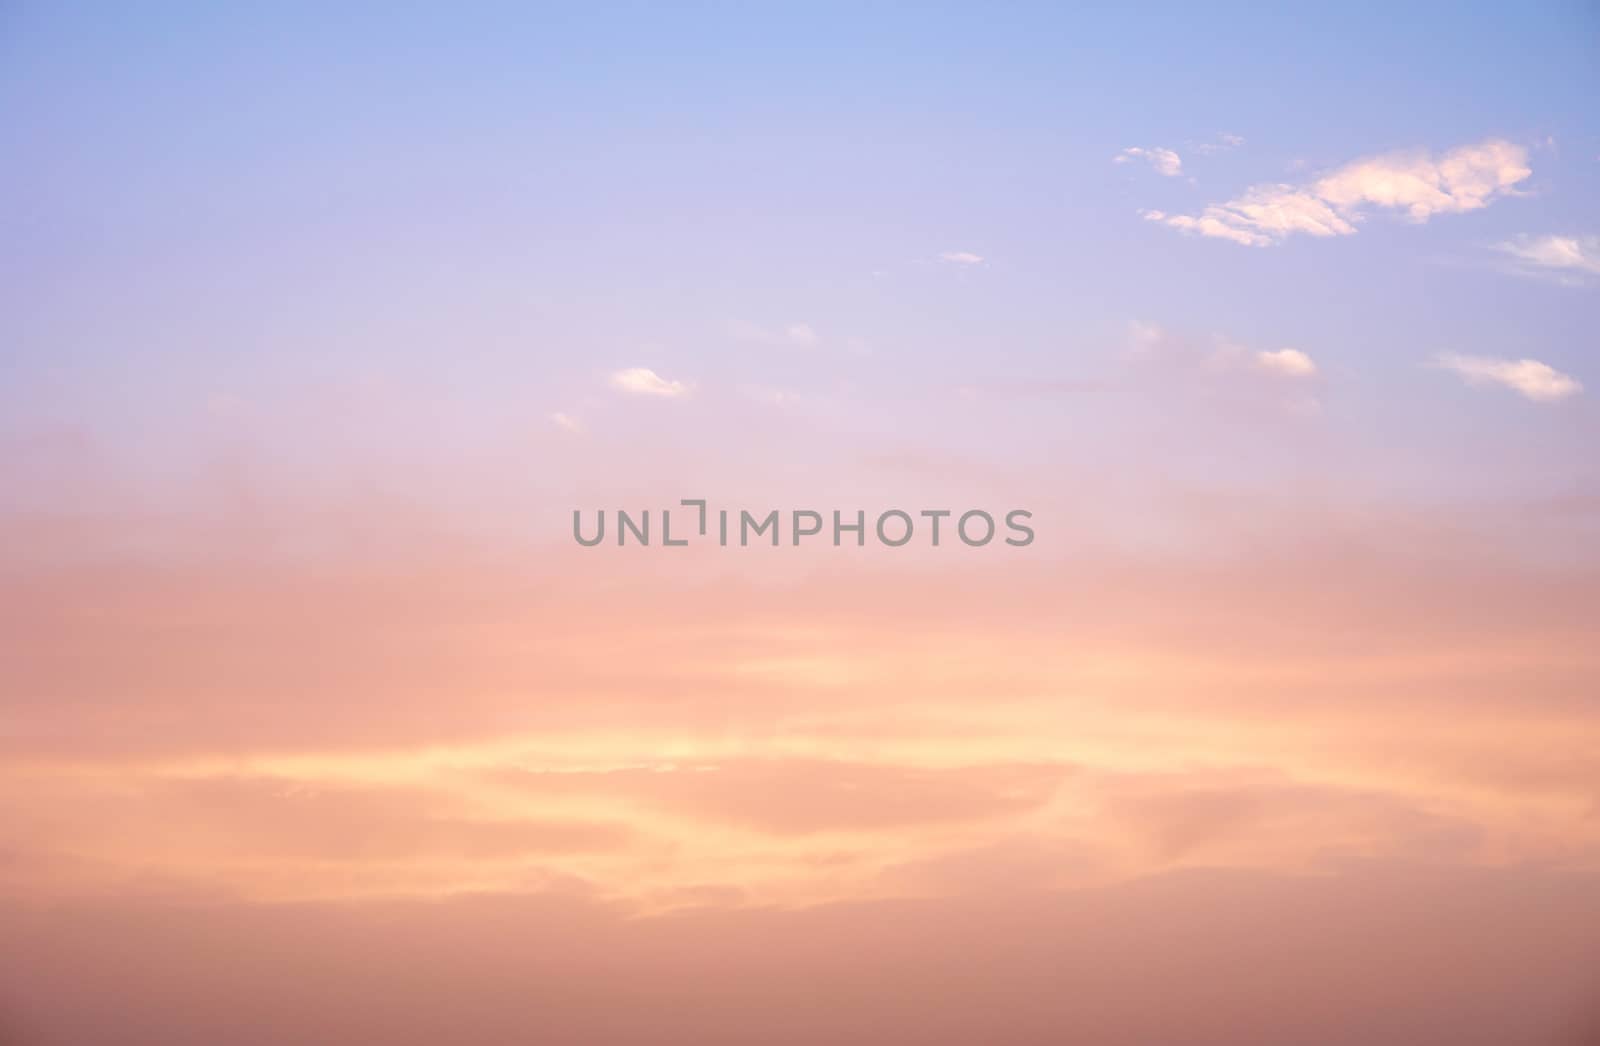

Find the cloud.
xmin=492 ymin=760 xmax=1071 ymax=836
xmin=549 ymin=412 xmax=583 ymax=433
xmin=1435 ymin=353 xmax=1581 ymax=402
xmin=938 ymin=251 xmax=984 ymax=265
xmin=1148 ymin=138 xmax=1532 ymax=246
xmin=1114 ymin=146 xmax=1183 ymax=177
xmin=1209 ymin=340 xmax=1319 ymax=381
xmin=741 ymin=385 xmax=801 ymax=407
xmin=1495 ymin=234 xmax=1600 ymax=285
xmin=608 ymin=368 xmax=689 ymax=398
xmin=1126 ymin=319 xmax=1166 ymax=353
xmin=1141 ymin=209 xmax=1267 ymax=247
xmin=728 ymin=320 xmax=820 ymax=346
xmin=8 ymin=865 xmax=1600 ymax=1046
xmin=1128 ymin=325 xmax=1322 ymax=417
xmin=147 ymin=776 xmax=633 ymax=861
xmin=1194 ymin=133 xmax=1246 ymax=156
xmin=1100 ymin=772 xmax=1480 ymax=865
xmin=1135 ymin=325 xmax=1318 ymax=381
xmin=1253 ymin=348 xmax=1317 ymax=378
xmin=785 ymin=322 xmax=818 ymax=346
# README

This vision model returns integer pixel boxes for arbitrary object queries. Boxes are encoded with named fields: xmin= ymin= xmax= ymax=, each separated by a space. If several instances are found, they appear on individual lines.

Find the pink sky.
xmin=3 ymin=3 xmax=1599 ymax=1043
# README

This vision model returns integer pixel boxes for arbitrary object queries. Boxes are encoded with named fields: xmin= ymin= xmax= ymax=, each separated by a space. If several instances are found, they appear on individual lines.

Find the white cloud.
xmin=1435 ymin=354 xmax=1581 ymax=402
xmin=1204 ymin=338 xmax=1318 ymax=379
xmin=938 ymin=251 xmax=984 ymax=264
xmin=609 ymin=367 xmax=689 ymax=398
xmin=1128 ymin=323 xmax=1323 ymax=414
xmin=1133 ymin=325 xmax=1318 ymax=379
xmin=1149 ymin=138 xmax=1532 ymax=247
xmin=549 ymin=411 xmax=583 ymax=433
xmin=1115 ymin=146 xmax=1183 ymax=177
xmin=1495 ymin=234 xmax=1600 ymax=285
xmin=1254 ymin=348 xmax=1318 ymax=378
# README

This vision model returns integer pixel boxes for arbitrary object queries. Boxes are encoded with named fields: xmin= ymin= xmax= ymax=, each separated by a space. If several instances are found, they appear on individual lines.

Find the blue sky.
xmin=1 ymin=2 xmax=1597 ymax=553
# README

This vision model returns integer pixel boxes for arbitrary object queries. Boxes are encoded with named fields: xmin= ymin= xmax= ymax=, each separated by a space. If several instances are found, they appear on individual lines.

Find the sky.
xmin=2 ymin=3 xmax=1599 ymax=1044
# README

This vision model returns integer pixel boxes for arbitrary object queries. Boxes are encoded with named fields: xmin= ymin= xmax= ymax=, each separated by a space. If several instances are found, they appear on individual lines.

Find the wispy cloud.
xmin=1494 ymin=234 xmax=1600 ymax=286
xmin=1133 ymin=324 xmax=1318 ymax=381
xmin=1114 ymin=146 xmax=1183 ymax=177
xmin=938 ymin=251 xmax=984 ymax=265
xmin=728 ymin=320 xmax=820 ymax=346
xmin=609 ymin=367 xmax=690 ymax=398
xmin=1195 ymin=133 xmax=1246 ymax=156
xmin=785 ymin=322 xmax=818 ymax=345
xmin=1127 ymin=319 xmax=1165 ymax=353
xmin=549 ymin=411 xmax=583 ymax=433
xmin=741 ymin=385 xmax=801 ymax=407
xmin=1435 ymin=353 xmax=1581 ymax=402
xmin=1128 ymin=323 xmax=1322 ymax=416
xmin=1146 ymin=138 xmax=1532 ymax=247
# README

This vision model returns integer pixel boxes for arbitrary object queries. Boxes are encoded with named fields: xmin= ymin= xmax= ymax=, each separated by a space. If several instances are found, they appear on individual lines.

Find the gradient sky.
xmin=2 ymin=4 xmax=1599 ymax=1045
